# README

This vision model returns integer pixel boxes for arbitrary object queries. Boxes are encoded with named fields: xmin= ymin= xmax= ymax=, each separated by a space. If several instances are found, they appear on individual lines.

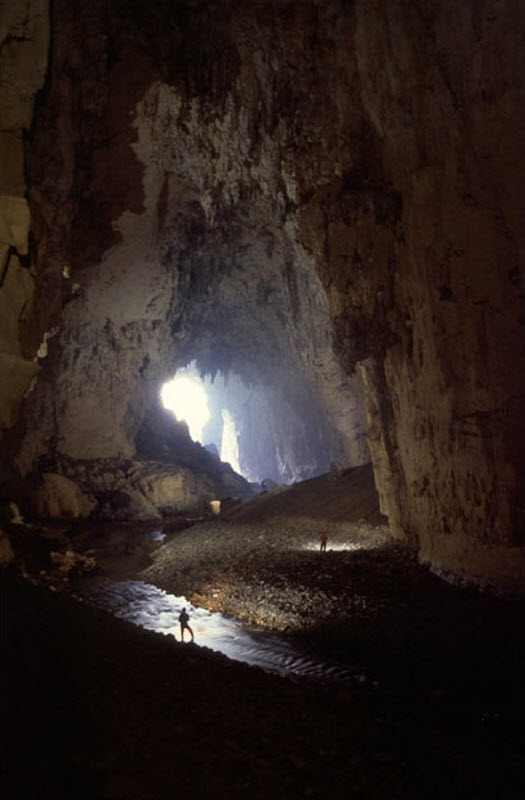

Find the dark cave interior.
xmin=1 ymin=2 xmax=524 ymax=798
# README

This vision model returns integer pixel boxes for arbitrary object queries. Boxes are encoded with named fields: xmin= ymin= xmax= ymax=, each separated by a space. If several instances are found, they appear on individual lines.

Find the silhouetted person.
xmin=179 ymin=607 xmax=194 ymax=642
xmin=319 ymin=532 xmax=327 ymax=553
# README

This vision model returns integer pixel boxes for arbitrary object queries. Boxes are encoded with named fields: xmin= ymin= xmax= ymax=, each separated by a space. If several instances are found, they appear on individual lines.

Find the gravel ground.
xmin=140 ymin=517 xmax=392 ymax=634
xmin=4 ymin=540 xmax=524 ymax=800
xmin=138 ymin=513 xmax=525 ymax=696
xmin=3 ymin=466 xmax=524 ymax=799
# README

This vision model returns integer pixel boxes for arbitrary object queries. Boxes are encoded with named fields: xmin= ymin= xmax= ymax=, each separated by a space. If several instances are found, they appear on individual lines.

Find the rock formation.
xmin=195 ymin=368 xmax=367 ymax=484
xmin=0 ymin=0 xmax=49 ymax=429
xmin=1 ymin=0 xmax=524 ymax=589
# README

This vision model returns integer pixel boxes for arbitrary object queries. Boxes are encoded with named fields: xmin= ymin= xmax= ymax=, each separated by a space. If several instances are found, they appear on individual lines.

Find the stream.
xmin=73 ymin=576 xmax=371 ymax=685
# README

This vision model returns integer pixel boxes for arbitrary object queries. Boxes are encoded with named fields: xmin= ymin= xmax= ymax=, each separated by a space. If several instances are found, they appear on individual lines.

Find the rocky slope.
xmin=140 ymin=464 xmax=390 ymax=628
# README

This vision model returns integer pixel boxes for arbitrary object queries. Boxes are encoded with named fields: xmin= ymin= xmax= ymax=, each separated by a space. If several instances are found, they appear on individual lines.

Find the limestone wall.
xmin=311 ymin=1 xmax=525 ymax=588
xmin=0 ymin=0 xmax=49 ymax=429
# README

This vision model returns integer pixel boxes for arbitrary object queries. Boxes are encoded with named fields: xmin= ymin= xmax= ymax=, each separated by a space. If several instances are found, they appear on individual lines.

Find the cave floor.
xmin=3 ymin=563 xmax=523 ymax=800
xmin=3 ymin=467 xmax=525 ymax=799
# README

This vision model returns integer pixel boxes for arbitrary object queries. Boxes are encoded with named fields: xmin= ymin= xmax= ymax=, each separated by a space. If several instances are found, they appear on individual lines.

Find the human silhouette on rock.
xmin=319 ymin=532 xmax=327 ymax=553
xmin=178 ymin=607 xmax=194 ymax=642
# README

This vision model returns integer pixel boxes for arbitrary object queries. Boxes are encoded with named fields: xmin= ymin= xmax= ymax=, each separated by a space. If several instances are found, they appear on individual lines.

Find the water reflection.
xmin=74 ymin=577 xmax=365 ymax=684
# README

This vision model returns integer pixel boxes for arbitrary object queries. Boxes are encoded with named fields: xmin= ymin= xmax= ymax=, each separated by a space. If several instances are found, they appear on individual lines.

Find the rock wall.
xmin=31 ymin=458 xmax=221 ymax=522
xmin=297 ymin=1 xmax=525 ymax=587
xmin=0 ymin=0 xmax=49 ymax=429
xmin=2 ymin=0 xmax=524 ymax=588
xmin=134 ymin=404 xmax=253 ymax=499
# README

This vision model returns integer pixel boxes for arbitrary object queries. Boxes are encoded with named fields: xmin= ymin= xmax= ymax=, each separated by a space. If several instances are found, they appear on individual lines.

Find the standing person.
xmin=319 ymin=532 xmax=327 ymax=553
xmin=179 ymin=607 xmax=194 ymax=642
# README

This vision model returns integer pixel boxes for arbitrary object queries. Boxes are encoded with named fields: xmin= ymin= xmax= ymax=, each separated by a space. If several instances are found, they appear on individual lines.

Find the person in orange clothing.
xmin=319 ymin=532 xmax=327 ymax=553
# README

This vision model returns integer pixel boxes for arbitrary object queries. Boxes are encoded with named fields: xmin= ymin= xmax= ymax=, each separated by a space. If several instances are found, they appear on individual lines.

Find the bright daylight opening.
xmin=160 ymin=374 xmax=210 ymax=443
xmin=221 ymin=408 xmax=241 ymax=473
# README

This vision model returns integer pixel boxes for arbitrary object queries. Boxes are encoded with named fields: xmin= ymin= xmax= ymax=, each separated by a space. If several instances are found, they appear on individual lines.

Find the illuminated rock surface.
xmin=32 ymin=473 xmax=96 ymax=519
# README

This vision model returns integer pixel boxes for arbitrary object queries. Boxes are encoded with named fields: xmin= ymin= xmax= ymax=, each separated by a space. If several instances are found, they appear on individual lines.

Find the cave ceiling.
xmin=14 ymin=0 xmax=372 ymax=476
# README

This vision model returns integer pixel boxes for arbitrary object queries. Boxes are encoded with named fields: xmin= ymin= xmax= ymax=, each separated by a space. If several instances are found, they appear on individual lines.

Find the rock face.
xmin=32 ymin=473 xmax=96 ymax=519
xmin=1 ymin=0 xmax=524 ymax=589
xmin=134 ymin=405 xmax=255 ymax=500
xmin=0 ymin=0 xmax=49 ymax=429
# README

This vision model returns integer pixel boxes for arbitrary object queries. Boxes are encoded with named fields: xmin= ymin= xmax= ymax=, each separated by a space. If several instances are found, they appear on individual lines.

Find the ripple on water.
xmin=74 ymin=577 xmax=366 ymax=685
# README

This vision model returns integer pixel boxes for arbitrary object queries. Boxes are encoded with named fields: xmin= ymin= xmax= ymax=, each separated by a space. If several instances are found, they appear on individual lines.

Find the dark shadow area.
xmin=3 ymin=569 xmax=524 ymax=800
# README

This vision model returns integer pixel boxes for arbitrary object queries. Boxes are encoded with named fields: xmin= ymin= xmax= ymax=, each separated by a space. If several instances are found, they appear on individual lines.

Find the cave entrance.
xmin=159 ymin=359 xmax=358 ymax=487
xmin=160 ymin=372 xmax=210 ymax=443
xmin=160 ymin=365 xmax=243 ymax=476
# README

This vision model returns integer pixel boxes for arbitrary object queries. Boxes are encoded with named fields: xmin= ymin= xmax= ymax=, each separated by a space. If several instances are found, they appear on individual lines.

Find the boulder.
xmin=33 ymin=473 xmax=96 ymax=519
xmin=135 ymin=468 xmax=215 ymax=514
xmin=0 ymin=529 xmax=15 ymax=568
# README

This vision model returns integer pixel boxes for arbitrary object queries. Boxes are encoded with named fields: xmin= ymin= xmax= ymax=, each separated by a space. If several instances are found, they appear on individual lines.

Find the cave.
xmin=2 ymin=0 xmax=522 ymax=587
xmin=2 ymin=1 xmax=524 ymax=798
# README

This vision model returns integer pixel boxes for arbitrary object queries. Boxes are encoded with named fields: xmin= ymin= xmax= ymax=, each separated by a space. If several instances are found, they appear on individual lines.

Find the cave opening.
xmin=160 ymin=358 xmax=352 ymax=487
xmin=160 ymin=370 xmax=210 ymax=444
xmin=160 ymin=363 xmax=244 ymax=476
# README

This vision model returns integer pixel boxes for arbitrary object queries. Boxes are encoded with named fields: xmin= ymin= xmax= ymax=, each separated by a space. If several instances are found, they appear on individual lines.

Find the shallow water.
xmin=74 ymin=577 xmax=368 ymax=685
